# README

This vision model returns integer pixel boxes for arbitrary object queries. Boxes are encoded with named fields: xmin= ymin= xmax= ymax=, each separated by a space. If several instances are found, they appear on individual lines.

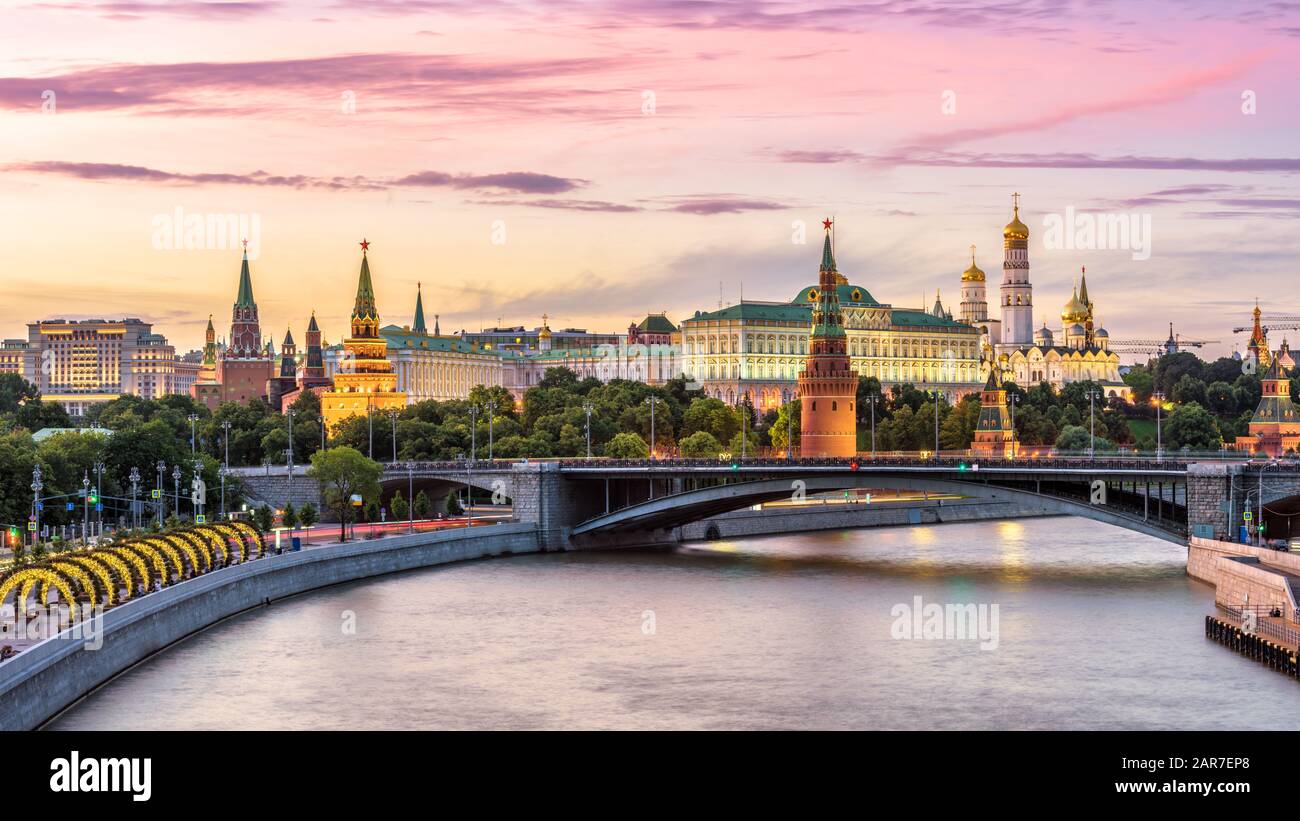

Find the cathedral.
xmin=963 ymin=195 xmax=1129 ymax=400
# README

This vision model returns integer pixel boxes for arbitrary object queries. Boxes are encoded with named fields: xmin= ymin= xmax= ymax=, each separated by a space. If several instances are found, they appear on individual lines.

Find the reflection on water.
xmin=51 ymin=517 xmax=1300 ymax=730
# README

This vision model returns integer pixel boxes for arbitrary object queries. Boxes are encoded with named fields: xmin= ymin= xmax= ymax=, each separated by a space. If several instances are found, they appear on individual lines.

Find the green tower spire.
xmin=235 ymin=247 xmax=256 ymax=309
xmin=820 ymin=228 xmax=835 ymax=272
xmin=352 ymin=239 xmax=377 ymax=322
xmin=413 ymin=282 xmax=426 ymax=334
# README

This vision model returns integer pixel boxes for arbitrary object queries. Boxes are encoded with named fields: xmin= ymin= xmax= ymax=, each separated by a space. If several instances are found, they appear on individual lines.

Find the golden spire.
xmin=962 ymin=243 xmax=985 ymax=282
xmin=1003 ymin=191 xmax=1029 ymax=244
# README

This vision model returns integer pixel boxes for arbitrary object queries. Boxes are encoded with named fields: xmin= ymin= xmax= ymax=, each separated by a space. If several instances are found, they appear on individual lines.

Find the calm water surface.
xmin=51 ymin=518 xmax=1300 ymax=730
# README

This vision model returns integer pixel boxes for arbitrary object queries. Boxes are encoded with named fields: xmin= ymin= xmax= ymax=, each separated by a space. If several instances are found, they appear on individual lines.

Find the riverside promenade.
xmin=0 ymin=521 xmax=541 ymax=730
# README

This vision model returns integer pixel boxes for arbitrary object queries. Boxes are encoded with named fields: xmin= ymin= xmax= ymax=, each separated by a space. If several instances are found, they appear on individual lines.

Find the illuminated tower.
xmin=970 ymin=367 xmax=1018 ymax=457
xmin=999 ymin=193 xmax=1033 ymax=347
xmin=266 ymin=327 xmax=298 ymax=412
xmin=1247 ymin=301 xmax=1272 ymax=371
xmin=321 ymin=239 xmax=408 ymax=431
xmin=216 ymin=242 xmax=275 ymax=403
xmin=798 ymin=219 xmax=858 ymax=457
xmin=302 ymin=311 xmax=327 ymax=383
xmin=190 ymin=314 xmax=222 ymax=410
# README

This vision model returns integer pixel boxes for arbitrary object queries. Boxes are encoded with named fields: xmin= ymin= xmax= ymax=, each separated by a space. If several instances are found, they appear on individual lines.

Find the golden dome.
xmin=538 ymin=313 xmax=552 ymax=339
xmin=962 ymin=244 xmax=985 ymax=282
xmin=1003 ymin=193 xmax=1028 ymax=242
xmin=1061 ymin=286 xmax=1088 ymax=322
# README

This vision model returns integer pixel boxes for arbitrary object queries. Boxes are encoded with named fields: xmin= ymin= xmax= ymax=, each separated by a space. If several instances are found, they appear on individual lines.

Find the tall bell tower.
xmin=999 ymin=193 xmax=1033 ymax=348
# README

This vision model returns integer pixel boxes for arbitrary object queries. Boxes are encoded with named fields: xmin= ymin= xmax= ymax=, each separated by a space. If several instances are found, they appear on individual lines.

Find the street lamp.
xmin=219 ymin=465 xmax=227 ymax=520
xmin=1153 ymin=391 xmax=1165 ymax=461
xmin=193 ymin=458 xmax=204 ymax=520
xmin=367 ymin=403 xmax=374 ymax=459
xmin=30 ymin=464 xmax=43 ymax=550
xmin=93 ymin=460 xmax=105 ymax=536
xmin=82 ymin=470 xmax=90 ymax=542
xmin=187 ymin=413 xmax=199 ymax=455
xmin=1009 ymin=394 xmax=1020 ymax=447
xmin=129 ymin=466 xmax=140 ymax=530
xmin=486 ymin=400 xmax=497 ymax=460
xmin=583 ymin=401 xmax=594 ymax=459
xmin=932 ymin=390 xmax=941 ymax=457
xmin=1086 ymin=388 xmax=1101 ymax=459
xmin=172 ymin=465 xmax=182 ymax=523
xmin=786 ymin=400 xmax=794 ymax=460
xmin=286 ymin=407 xmax=296 ymax=515
xmin=156 ymin=460 xmax=166 ymax=525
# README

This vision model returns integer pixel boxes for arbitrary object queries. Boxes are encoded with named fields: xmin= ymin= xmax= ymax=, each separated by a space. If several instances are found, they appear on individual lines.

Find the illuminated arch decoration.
xmin=117 ymin=543 xmax=168 ymax=590
xmin=54 ymin=557 xmax=117 ymax=607
xmin=103 ymin=547 xmax=151 ymax=594
xmin=0 ymin=569 xmax=79 ymax=624
xmin=213 ymin=524 xmax=250 ymax=562
xmin=175 ymin=531 xmax=213 ymax=573
xmin=141 ymin=538 xmax=185 ymax=581
xmin=161 ymin=534 xmax=201 ymax=577
xmin=78 ymin=552 xmax=135 ymax=600
xmin=191 ymin=528 xmax=229 ymax=566
xmin=46 ymin=561 xmax=99 ymax=608
xmin=230 ymin=521 xmax=265 ymax=558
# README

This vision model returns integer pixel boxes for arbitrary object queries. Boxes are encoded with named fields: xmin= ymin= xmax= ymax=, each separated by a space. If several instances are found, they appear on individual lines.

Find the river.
xmin=49 ymin=517 xmax=1300 ymax=730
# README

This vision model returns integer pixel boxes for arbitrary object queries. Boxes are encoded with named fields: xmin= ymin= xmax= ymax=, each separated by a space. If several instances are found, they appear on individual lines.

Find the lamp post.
xmin=1009 ymin=394 xmax=1019 ymax=446
xmin=486 ymin=400 xmax=497 ymax=460
xmin=187 ymin=413 xmax=199 ymax=455
xmin=93 ymin=460 xmax=105 ymax=536
xmin=286 ymin=408 xmax=296 ymax=515
xmin=933 ymin=391 xmax=941 ymax=457
xmin=219 ymin=465 xmax=227 ymax=520
xmin=644 ymin=396 xmax=660 ymax=459
xmin=740 ymin=400 xmax=747 ymax=460
xmin=367 ymin=403 xmax=374 ymax=459
xmin=221 ymin=419 xmax=232 ymax=469
xmin=82 ymin=471 xmax=90 ymax=543
xmin=1153 ymin=391 xmax=1165 ymax=461
xmin=156 ymin=460 xmax=166 ymax=526
xmin=172 ymin=465 xmax=182 ymax=523
xmin=30 ymin=464 xmax=42 ymax=550
xmin=1087 ymin=388 xmax=1100 ymax=459
xmin=128 ymin=466 xmax=140 ymax=530
xmin=583 ymin=401 xmax=594 ymax=459
xmin=193 ymin=458 xmax=204 ymax=521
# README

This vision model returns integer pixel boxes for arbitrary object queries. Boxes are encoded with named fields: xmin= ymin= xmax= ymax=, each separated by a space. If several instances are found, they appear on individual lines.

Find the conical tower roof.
xmin=235 ymin=248 xmax=256 ymax=308
xmin=352 ymin=240 xmax=378 ymax=322
xmin=307 ymin=311 xmax=320 ymax=333
xmin=413 ymin=282 xmax=426 ymax=334
xmin=820 ymin=220 xmax=836 ymax=272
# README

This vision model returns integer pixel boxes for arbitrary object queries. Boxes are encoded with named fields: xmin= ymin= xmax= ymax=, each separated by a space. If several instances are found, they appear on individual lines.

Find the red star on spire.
xmin=360 ymin=238 xmax=370 ymax=252
xmin=822 ymin=218 xmax=833 ymax=231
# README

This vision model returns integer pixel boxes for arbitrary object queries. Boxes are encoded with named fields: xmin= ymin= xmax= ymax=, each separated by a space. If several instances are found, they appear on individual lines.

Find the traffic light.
xmin=849 ymin=460 xmax=860 ymax=472
xmin=730 ymin=462 xmax=740 ymax=471
xmin=7 ymin=527 xmax=17 ymax=545
xmin=957 ymin=462 xmax=968 ymax=471
xmin=88 ymin=492 xmax=98 ymax=505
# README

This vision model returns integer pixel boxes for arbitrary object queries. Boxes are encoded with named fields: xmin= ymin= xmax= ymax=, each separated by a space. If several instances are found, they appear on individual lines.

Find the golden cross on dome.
xmin=1012 ymin=192 xmax=1021 ymax=211
xmin=969 ymin=243 xmax=976 ymax=263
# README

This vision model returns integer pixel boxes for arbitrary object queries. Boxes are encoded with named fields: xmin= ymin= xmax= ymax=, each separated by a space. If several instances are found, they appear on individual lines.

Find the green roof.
xmin=686 ymin=302 xmax=813 ymax=323
xmin=890 ymin=309 xmax=974 ymax=329
xmin=792 ymin=283 xmax=880 ymax=307
xmin=235 ymin=251 xmax=256 ymax=308
xmin=637 ymin=314 xmax=677 ymax=333
xmin=380 ymin=325 xmax=489 ymax=355
xmin=353 ymin=252 xmax=377 ymax=321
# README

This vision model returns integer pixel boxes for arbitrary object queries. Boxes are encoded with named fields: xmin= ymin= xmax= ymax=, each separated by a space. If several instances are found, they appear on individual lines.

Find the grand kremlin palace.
xmin=680 ymin=281 xmax=983 ymax=412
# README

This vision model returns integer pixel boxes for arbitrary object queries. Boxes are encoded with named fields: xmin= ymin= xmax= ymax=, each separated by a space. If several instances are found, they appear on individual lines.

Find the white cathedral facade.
xmin=958 ymin=195 xmax=1130 ymax=400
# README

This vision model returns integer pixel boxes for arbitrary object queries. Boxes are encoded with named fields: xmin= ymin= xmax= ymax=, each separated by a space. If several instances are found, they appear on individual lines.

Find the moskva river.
xmin=51 ymin=518 xmax=1299 ymax=730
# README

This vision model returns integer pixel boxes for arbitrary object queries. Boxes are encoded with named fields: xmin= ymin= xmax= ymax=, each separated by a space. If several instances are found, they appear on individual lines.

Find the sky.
xmin=2 ymin=0 xmax=1299 ymax=360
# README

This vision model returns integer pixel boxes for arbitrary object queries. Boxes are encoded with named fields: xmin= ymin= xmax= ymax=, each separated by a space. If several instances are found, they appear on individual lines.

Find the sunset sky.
xmin=2 ymin=0 xmax=1299 ymax=358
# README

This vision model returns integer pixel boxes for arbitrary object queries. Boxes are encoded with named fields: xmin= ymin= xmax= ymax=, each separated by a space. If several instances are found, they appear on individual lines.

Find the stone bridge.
xmin=231 ymin=456 xmax=1300 ymax=549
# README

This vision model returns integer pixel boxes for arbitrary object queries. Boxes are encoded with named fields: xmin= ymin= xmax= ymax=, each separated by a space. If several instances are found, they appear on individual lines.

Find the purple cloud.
xmin=661 ymin=195 xmax=791 ymax=215
xmin=471 ymin=198 xmax=642 ymax=212
xmin=874 ymin=150 xmax=1300 ymax=173
xmin=27 ymin=1 xmax=280 ymax=19
xmin=7 ymin=161 xmax=584 ymax=193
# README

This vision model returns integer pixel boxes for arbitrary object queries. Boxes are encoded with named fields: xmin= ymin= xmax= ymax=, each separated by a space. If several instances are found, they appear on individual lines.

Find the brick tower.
xmin=798 ymin=219 xmax=858 ymax=457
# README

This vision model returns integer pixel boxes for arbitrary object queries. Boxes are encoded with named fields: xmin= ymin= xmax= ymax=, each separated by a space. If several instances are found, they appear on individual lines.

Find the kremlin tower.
xmin=970 ymin=367 xmax=1018 ymax=457
xmin=190 ymin=315 xmax=223 ymax=410
xmin=216 ymin=244 xmax=275 ymax=403
xmin=1247 ymin=302 xmax=1272 ymax=371
xmin=798 ymin=219 xmax=858 ymax=457
xmin=320 ymin=240 xmax=407 ymax=432
xmin=266 ymin=327 xmax=298 ymax=412
xmin=1233 ymin=356 xmax=1300 ymax=457
xmin=999 ymin=193 xmax=1033 ymax=348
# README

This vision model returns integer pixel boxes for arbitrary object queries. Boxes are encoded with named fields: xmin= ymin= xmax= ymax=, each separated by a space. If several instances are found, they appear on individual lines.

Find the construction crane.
xmin=1107 ymin=324 xmax=1218 ymax=357
xmin=1231 ymin=315 xmax=1300 ymax=335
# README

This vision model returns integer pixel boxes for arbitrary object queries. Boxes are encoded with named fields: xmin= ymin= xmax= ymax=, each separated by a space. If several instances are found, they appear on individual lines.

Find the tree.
xmin=769 ymin=401 xmax=801 ymax=453
xmin=282 ymin=501 xmax=298 ymax=533
xmin=1055 ymin=424 xmax=1115 ymax=453
xmin=308 ymin=446 xmax=382 ymax=542
xmin=0 ymin=373 xmax=39 ymax=415
xmin=413 ymin=490 xmax=431 ymax=519
xmin=391 ymin=489 xmax=409 ymax=521
xmin=604 ymin=431 xmax=649 ymax=459
xmin=445 ymin=492 xmax=463 ymax=516
xmin=251 ymin=505 xmax=274 ymax=534
xmin=298 ymin=502 xmax=318 ymax=543
xmin=1165 ymin=402 xmax=1222 ymax=451
xmin=1171 ymin=374 xmax=1208 ymax=408
xmin=679 ymin=431 xmax=722 ymax=458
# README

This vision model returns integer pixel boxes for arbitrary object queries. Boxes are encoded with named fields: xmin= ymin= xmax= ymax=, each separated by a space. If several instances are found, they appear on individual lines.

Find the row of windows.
xmin=685 ymin=334 xmax=979 ymax=358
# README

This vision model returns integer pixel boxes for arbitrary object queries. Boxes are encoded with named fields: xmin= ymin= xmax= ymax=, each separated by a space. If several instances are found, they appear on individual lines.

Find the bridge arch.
xmin=570 ymin=474 xmax=1186 ymax=545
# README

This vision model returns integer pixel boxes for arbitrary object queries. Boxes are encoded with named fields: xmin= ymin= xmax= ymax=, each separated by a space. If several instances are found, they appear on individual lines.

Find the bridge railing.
xmin=553 ymin=455 xmax=1194 ymax=472
xmin=1218 ymin=604 xmax=1300 ymax=645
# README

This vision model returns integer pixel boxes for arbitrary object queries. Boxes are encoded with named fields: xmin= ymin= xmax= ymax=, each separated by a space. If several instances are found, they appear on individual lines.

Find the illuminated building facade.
xmin=23 ymin=318 xmax=179 ymax=417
